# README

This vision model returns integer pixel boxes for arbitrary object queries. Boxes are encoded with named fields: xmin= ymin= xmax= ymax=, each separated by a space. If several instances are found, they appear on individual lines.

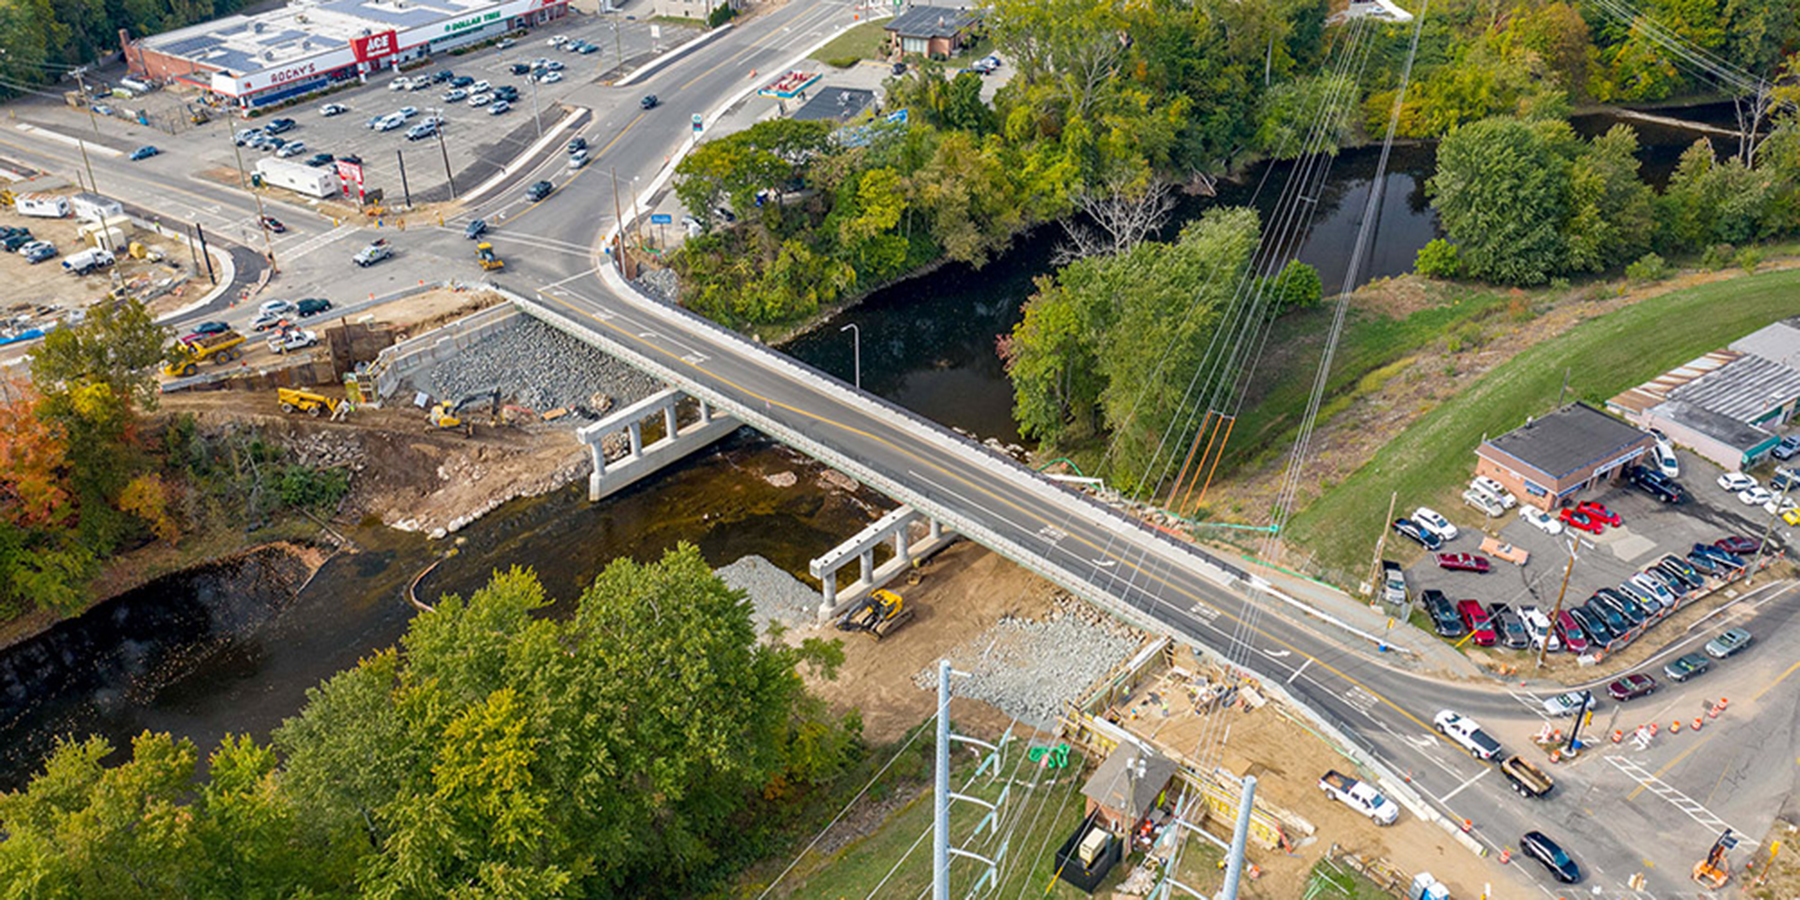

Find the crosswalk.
xmin=1606 ymin=756 xmax=1738 ymax=834
xmin=278 ymin=223 xmax=362 ymax=261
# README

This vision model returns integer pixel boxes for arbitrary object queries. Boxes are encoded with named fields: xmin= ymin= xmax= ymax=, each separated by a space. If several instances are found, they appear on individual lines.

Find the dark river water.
xmin=0 ymin=107 xmax=1727 ymax=788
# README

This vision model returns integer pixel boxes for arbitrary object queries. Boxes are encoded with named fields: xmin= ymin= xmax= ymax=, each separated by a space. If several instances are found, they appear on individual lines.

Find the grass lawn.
xmin=1286 ymin=266 xmax=1800 ymax=578
xmin=772 ymin=748 xmax=1103 ymax=899
xmin=814 ymin=21 xmax=889 ymax=68
xmin=1301 ymin=857 xmax=1392 ymax=899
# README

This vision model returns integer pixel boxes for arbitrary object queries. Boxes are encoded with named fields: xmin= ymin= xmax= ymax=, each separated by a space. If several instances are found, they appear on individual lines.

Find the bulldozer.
xmin=277 ymin=387 xmax=348 ymax=419
xmin=429 ymin=388 xmax=501 ymax=436
xmin=1693 ymin=829 xmax=1734 ymax=888
xmin=475 ymin=241 xmax=504 ymax=271
xmin=834 ymin=589 xmax=914 ymax=640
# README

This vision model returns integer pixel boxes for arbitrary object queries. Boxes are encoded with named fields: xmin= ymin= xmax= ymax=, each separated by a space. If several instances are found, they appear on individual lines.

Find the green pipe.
xmin=1035 ymin=457 xmax=1087 ymax=477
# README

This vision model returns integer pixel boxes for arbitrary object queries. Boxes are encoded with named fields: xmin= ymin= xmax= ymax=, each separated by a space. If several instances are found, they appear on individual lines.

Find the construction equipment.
xmin=429 ymin=388 xmax=500 ymax=435
xmin=475 ymin=241 xmax=504 ymax=271
xmin=277 ymin=387 xmax=347 ymax=418
xmin=834 ymin=588 xmax=914 ymax=640
xmin=162 ymin=330 xmax=246 ymax=377
xmin=1693 ymin=829 xmax=1733 ymax=888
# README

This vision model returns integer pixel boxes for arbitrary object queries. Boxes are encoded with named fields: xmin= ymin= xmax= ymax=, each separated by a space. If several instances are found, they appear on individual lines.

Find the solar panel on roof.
xmin=161 ymin=35 xmax=224 ymax=55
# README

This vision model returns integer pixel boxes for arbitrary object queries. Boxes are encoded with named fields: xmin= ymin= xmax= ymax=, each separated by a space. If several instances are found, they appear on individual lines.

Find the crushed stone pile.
xmin=416 ymin=317 xmax=660 ymax=414
xmin=715 ymin=555 xmax=820 ymax=638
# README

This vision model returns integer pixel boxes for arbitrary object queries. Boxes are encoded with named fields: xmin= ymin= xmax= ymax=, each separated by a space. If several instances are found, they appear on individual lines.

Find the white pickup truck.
xmin=1319 ymin=770 xmax=1399 ymax=825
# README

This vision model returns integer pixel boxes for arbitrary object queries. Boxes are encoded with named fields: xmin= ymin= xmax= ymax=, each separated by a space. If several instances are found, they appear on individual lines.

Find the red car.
xmin=1607 ymin=673 xmax=1658 ymax=702
xmin=1576 ymin=501 xmax=1621 ymax=527
xmin=1436 ymin=552 xmax=1491 ymax=573
xmin=1457 ymin=599 xmax=1496 ymax=646
xmin=1559 ymin=507 xmax=1605 ymax=534
xmin=1715 ymin=535 xmax=1759 ymax=555
xmin=260 ymin=215 xmax=287 ymax=233
xmin=1553 ymin=609 xmax=1589 ymax=654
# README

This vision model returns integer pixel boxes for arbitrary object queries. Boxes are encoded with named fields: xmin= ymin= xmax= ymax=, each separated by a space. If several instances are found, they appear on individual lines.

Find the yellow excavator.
xmin=429 ymin=388 xmax=500 ymax=435
xmin=475 ymin=241 xmax=504 ymax=271
xmin=835 ymin=589 xmax=914 ymax=640
xmin=277 ymin=387 xmax=348 ymax=419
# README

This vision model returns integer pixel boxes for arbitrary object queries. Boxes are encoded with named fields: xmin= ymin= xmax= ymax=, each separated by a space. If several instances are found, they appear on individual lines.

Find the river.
xmin=0 ymin=108 xmax=1728 ymax=789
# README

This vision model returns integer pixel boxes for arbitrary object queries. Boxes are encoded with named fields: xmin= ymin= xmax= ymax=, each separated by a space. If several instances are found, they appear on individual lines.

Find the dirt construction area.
xmin=0 ymin=202 xmax=198 ymax=322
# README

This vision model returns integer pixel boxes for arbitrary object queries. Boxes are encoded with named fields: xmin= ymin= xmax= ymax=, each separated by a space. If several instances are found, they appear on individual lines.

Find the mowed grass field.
xmin=1285 ymin=267 xmax=1800 ymax=578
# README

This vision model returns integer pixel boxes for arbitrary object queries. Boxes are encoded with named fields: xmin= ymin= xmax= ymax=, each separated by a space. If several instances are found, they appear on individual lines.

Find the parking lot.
xmin=194 ymin=13 xmax=694 ymax=206
xmin=1398 ymin=447 xmax=1795 ymax=675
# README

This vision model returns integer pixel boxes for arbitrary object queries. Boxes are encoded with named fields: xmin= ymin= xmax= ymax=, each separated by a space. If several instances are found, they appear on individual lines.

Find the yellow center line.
xmin=538 ymin=290 xmax=1469 ymax=757
xmin=1627 ymin=731 xmax=1715 ymax=801
xmin=1751 ymin=658 xmax=1800 ymax=703
xmin=593 ymin=110 xmax=647 ymax=160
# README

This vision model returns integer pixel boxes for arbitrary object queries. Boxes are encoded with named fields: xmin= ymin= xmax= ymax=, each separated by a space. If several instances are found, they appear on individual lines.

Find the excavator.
xmin=429 ymin=388 xmax=501 ymax=436
xmin=834 ymin=589 xmax=914 ymax=640
xmin=1693 ymin=829 xmax=1734 ymax=888
xmin=475 ymin=241 xmax=504 ymax=271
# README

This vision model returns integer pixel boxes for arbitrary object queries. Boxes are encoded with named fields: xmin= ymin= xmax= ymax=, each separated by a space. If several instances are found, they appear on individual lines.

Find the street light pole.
xmin=529 ymin=75 xmax=542 ymax=139
xmin=839 ymin=322 xmax=860 ymax=389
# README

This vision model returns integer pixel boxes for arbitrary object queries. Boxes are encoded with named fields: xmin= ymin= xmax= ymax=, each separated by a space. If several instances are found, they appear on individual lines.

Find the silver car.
xmin=1704 ymin=627 xmax=1752 ymax=659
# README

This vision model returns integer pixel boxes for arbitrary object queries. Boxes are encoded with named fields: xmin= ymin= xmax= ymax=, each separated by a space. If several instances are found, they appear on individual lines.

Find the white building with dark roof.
xmin=1608 ymin=319 xmax=1800 ymax=470
xmin=123 ymin=0 xmax=567 ymax=108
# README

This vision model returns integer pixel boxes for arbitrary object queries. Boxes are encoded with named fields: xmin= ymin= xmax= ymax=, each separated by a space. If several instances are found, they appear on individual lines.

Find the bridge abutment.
xmin=579 ymin=388 xmax=739 ymax=501
xmin=809 ymin=505 xmax=956 ymax=622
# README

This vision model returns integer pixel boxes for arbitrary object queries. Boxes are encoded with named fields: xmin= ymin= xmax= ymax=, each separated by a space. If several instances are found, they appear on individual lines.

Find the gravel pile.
xmin=416 ymin=318 xmax=661 ymax=414
xmin=633 ymin=269 xmax=680 ymax=305
xmin=715 ymin=555 xmax=820 ymax=637
xmin=914 ymin=592 xmax=1145 ymax=728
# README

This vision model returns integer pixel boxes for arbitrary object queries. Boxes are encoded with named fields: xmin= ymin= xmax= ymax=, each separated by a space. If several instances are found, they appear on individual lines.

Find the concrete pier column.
xmin=820 ymin=574 xmax=837 ymax=616
xmin=628 ymin=421 xmax=643 ymax=457
xmin=895 ymin=524 xmax=911 ymax=563
xmin=929 ymin=519 xmax=943 ymax=541
xmin=860 ymin=550 xmax=874 ymax=584
xmin=663 ymin=401 xmax=679 ymax=441
xmin=698 ymin=399 xmax=712 ymax=423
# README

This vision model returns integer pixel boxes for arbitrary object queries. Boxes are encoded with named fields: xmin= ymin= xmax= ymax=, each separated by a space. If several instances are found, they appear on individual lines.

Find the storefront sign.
xmin=352 ymin=30 xmax=399 ymax=63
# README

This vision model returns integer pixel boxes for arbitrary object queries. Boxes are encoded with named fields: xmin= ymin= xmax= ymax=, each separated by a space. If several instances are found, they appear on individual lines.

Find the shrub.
xmin=708 ymin=3 xmax=738 ymax=27
xmin=1737 ymin=246 xmax=1763 ymax=273
xmin=1701 ymin=243 xmax=1734 ymax=271
xmin=277 ymin=465 xmax=351 ymax=511
xmin=1268 ymin=260 xmax=1324 ymax=311
xmin=824 ymin=56 xmax=860 ymax=69
xmin=1624 ymin=252 xmax=1668 ymax=283
xmin=1415 ymin=238 xmax=1462 ymax=278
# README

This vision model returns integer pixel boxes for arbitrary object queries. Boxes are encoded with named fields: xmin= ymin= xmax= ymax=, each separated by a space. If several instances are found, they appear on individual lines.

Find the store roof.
xmin=1082 ymin=744 xmax=1175 ymax=823
xmin=1607 ymin=349 xmax=1739 ymax=418
xmin=1479 ymin=402 xmax=1651 ymax=479
xmin=1668 ymin=352 xmax=1800 ymax=422
xmin=886 ymin=5 xmax=980 ymax=37
xmin=792 ymin=87 xmax=877 ymax=122
xmin=1651 ymin=400 xmax=1777 ymax=452
xmin=1730 ymin=317 xmax=1800 ymax=371
xmin=142 ymin=0 xmax=511 ymax=73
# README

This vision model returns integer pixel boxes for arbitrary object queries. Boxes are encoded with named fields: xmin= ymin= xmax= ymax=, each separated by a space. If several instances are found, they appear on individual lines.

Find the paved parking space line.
xmin=1607 ymin=755 xmax=1740 ymax=834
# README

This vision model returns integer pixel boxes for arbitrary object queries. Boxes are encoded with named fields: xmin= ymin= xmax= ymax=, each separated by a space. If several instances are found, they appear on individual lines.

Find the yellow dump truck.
xmin=163 ymin=330 xmax=246 ymax=377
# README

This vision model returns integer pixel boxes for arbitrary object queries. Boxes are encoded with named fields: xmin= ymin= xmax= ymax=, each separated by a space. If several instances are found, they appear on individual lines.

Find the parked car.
xmin=1421 ymin=590 xmax=1464 ymax=638
xmin=389 ymin=76 xmax=413 ymax=91
xmin=468 ymin=92 xmax=493 ymax=107
xmin=1664 ymin=652 xmax=1712 ymax=682
xmin=129 ymin=145 xmax=160 ymax=161
xmin=1686 ymin=550 xmax=1725 ymax=577
xmin=397 ymin=106 xmax=418 ymax=119
xmin=450 ymin=75 xmax=475 ymax=88
xmin=540 ymin=71 xmax=564 ymax=83
xmin=1574 ymin=501 xmax=1620 ymax=527
xmin=1412 ymin=507 xmax=1458 ymax=541
xmin=1520 ymin=831 xmax=1581 ymax=884
xmin=1541 ymin=690 xmax=1593 ymax=718
xmin=406 ymin=123 xmax=438 ymax=141
xmin=320 ymin=103 xmax=349 ymax=116
xmin=1433 ymin=710 xmax=1502 ymax=761
xmin=1628 ymin=573 xmax=1675 ymax=608
xmin=1607 ymin=673 xmax=1657 ymax=702
xmin=1657 ymin=555 xmax=1703 ymax=588
xmin=544 ymin=59 xmax=564 ymax=71
xmin=1739 ymin=485 xmax=1775 ymax=506
xmin=488 ymin=100 xmax=512 ymax=115
xmin=1391 ymin=518 xmax=1441 ymax=550
xmin=1381 ymin=561 xmax=1407 ymax=606
xmin=1643 ymin=566 xmax=1689 ymax=600
xmin=1629 ymin=465 xmax=1685 ymax=503
xmin=263 ymin=117 xmax=296 ymax=134
xmin=1775 ymin=435 xmax=1800 ymax=460
xmin=525 ymin=180 xmax=553 ymax=201
xmin=1694 ymin=543 xmax=1746 ymax=571
xmin=431 ymin=69 xmax=454 ymax=83
xmin=234 ymin=128 xmax=263 ymax=145
xmin=181 ymin=321 xmax=230 ymax=343
xmin=296 ymin=298 xmax=333 ymax=317
xmin=249 ymin=310 xmax=288 ymax=332
xmin=1519 ymin=505 xmax=1563 ymax=535
xmin=464 ymin=218 xmax=488 ymax=239
xmin=1519 ymin=605 xmax=1559 ymax=652
xmin=1457 ymin=599 xmax=1496 ymax=646
xmin=1436 ymin=553 xmax=1490 ymax=573
xmin=641 ymin=94 xmax=660 ymax=109
xmin=267 ymin=328 xmax=318 ymax=354
xmin=1487 ymin=602 xmax=1529 ymax=649
xmin=304 ymin=152 xmax=336 ymax=167
xmin=471 ymin=80 xmax=491 ymax=94
xmin=376 ymin=115 xmax=405 ymax=132
xmin=1462 ymin=487 xmax=1505 ymax=518
xmin=1559 ymin=507 xmax=1604 ymax=534
xmin=1718 ymin=472 xmax=1758 ymax=493
xmin=1654 ymin=439 xmax=1680 ymax=477
xmin=1576 ymin=603 xmax=1623 ymax=643
xmin=444 ymin=88 xmax=468 ymax=102
xmin=1715 ymin=535 xmax=1759 ymax=555
xmin=276 ymin=140 xmax=307 ymax=158
xmin=1471 ymin=476 xmax=1517 ymax=508
xmin=1704 ymin=627 xmax=1753 ymax=659
xmin=1552 ymin=609 xmax=1588 ymax=654
xmin=510 ymin=62 xmax=532 ymax=75
xmin=20 ymin=240 xmax=56 ymax=263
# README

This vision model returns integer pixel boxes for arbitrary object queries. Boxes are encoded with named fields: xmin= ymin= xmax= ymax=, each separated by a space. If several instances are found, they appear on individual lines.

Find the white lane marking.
xmin=541 ymin=266 xmax=600 ymax=288
xmin=1286 ymin=657 xmax=1313 ymax=684
xmin=1439 ymin=766 xmax=1489 ymax=802
xmin=279 ymin=223 xmax=360 ymax=261
xmin=1606 ymin=756 xmax=1741 ymax=835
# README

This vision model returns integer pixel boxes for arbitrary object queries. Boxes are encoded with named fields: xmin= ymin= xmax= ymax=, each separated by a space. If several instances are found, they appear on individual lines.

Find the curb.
xmin=617 ymin=23 xmax=734 ymax=86
xmin=460 ymin=107 xmax=589 ymax=204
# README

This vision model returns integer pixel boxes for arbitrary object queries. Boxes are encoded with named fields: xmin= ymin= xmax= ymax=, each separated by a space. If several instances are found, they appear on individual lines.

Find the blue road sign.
xmin=650 ymin=213 xmax=673 ymax=224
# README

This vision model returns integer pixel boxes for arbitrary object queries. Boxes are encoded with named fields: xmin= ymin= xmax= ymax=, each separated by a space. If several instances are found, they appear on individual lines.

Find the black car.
xmin=640 ymin=94 xmax=660 ymax=109
xmin=1521 ymin=831 xmax=1581 ymax=884
xmin=432 ymin=69 xmax=454 ymax=83
xmin=264 ymin=117 xmax=297 ymax=134
xmin=1693 ymin=543 xmax=1746 ymax=570
xmin=525 ymin=180 xmax=554 ymax=201
xmin=1586 ymin=596 xmax=1632 ymax=634
xmin=1686 ymin=551 xmax=1724 ymax=576
xmin=1422 ymin=590 xmax=1464 ymax=638
xmin=305 ymin=152 xmax=336 ymax=167
xmin=1658 ymin=555 xmax=1703 ymax=588
xmin=493 ymin=85 xmax=519 ymax=99
xmin=567 ymin=136 xmax=588 ymax=153
xmin=190 ymin=320 xmax=230 ymax=336
xmin=464 ymin=218 xmax=488 ymax=239
xmin=510 ymin=62 xmax=532 ymax=75
xmin=1569 ymin=606 xmax=1613 ymax=647
xmin=1390 ymin=518 xmax=1441 ymax=550
xmin=1596 ymin=588 xmax=1645 ymax=627
xmin=296 ymin=298 xmax=333 ymax=317
xmin=451 ymin=75 xmax=475 ymax=88
xmin=1487 ymin=602 xmax=1529 ymax=649
xmin=1628 ymin=465 xmax=1684 ymax=503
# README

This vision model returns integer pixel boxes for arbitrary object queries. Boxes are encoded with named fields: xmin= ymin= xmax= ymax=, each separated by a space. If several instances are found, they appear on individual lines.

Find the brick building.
xmin=885 ymin=5 xmax=981 ymax=58
xmin=1474 ymin=402 xmax=1656 ymax=511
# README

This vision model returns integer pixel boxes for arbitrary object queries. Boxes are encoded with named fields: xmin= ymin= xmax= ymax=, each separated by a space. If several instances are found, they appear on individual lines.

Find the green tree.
xmin=1256 ymin=73 xmax=1355 ymax=158
xmin=1267 ymin=259 xmax=1323 ymax=312
xmin=1414 ymin=238 xmax=1463 ymax=277
xmin=1428 ymin=116 xmax=1574 ymax=284
xmin=1563 ymin=124 xmax=1656 ymax=272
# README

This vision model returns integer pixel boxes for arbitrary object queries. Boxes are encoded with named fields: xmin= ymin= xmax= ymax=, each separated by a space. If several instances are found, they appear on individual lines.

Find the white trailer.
xmin=254 ymin=158 xmax=338 ymax=199
xmin=70 ymin=192 xmax=124 ymax=222
xmin=14 ymin=193 xmax=71 ymax=218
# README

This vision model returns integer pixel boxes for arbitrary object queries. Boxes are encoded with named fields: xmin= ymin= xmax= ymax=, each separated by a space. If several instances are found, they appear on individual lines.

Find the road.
xmin=4 ymin=1 xmax=1796 ymax=895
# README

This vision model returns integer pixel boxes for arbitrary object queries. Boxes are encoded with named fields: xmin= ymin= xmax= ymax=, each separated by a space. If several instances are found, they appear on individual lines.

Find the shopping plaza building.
xmin=122 ymin=0 xmax=569 ymax=109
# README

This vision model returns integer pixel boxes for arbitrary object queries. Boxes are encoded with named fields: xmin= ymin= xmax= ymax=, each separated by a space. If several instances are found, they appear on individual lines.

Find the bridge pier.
xmin=579 ymin=388 xmax=739 ymax=501
xmin=810 ymin=505 xmax=956 ymax=622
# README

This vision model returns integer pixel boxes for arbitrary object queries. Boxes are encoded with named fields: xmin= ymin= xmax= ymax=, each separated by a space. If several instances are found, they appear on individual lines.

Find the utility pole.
xmin=1367 ymin=491 xmax=1397 ymax=600
xmin=628 ymin=175 xmax=645 ymax=249
xmin=1218 ymin=775 xmax=1258 ymax=900
xmin=1745 ymin=477 xmax=1791 ymax=587
xmin=195 ymin=223 xmax=216 ymax=284
xmin=75 ymin=138 xmax=98 ymax=195
xmin=610 ymin=167 xmax=630 ymax=278
xmin=396 ymin=148 xmax=412 ymax=207
xmin=71 ymin=67 xmax=101 ymax=135
xmin=612 ymin=19 xmax=624 ymax=78
xmin=930 ymin=659 xmax=1006 ymax=899
xmin=1536 ymin=533 xmax=1586 ymax=668
xmin=529 ymin=75 xmax=542 ymax=139
xmin=433 ymin=112 xmax=457 ymax=199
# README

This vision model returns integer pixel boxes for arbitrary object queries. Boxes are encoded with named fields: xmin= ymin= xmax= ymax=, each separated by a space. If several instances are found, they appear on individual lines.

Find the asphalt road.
xmin=4 ymin=0 xmax=1796 ymax=895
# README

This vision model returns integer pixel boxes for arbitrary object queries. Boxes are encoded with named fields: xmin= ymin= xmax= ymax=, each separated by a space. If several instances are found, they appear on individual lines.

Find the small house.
xmin=1474 ymin=402 xmax=1655 ymax=510
xmin=70 ymin=192 xmax=124 ymax=223
xmin=885 ymin=5 xmax=981 ymax=58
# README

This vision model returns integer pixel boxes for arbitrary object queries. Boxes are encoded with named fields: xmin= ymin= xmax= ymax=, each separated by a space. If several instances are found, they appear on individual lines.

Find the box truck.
xmin=253 ymin=158 xmax=338 ymax=199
